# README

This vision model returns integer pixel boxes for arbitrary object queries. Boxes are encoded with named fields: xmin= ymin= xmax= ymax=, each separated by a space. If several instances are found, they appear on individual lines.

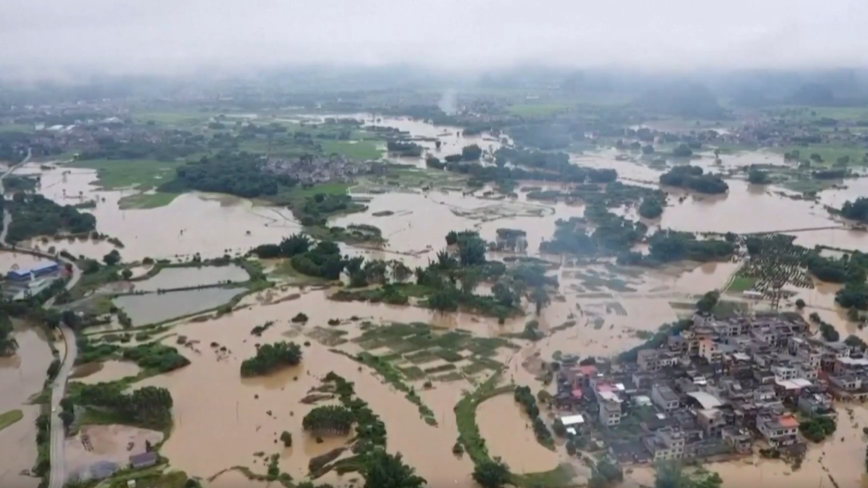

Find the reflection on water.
xmin=132 ymin=265 xmax=249 ymax=292
xmin=114 ymin=287 xmax=246 ymax=326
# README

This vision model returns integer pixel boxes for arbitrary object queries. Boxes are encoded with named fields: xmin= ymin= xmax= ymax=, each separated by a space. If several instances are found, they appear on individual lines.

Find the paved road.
xmin=0 ymin=148 xmax=80 ymax=488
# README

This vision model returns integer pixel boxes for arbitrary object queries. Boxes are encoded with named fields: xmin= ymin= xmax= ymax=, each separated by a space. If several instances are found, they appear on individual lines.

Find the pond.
xmin=131 ymin=265 xmax=250 ymax=292
xmin=113 ymin=287 xmax=246 ymax=326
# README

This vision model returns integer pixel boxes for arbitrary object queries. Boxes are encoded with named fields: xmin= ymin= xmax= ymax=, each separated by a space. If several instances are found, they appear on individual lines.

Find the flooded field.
xmin=131 ymin=265 xmax=249 ymax=292
xmin=28 ymin=165 xmax=302 ymax=262
xmin=139 ymin=301 xmax=476 ymax=486
xmin=64 ymin=424 xmax=163 ymax=482
xmin=0 ymin=324 xmax=53 ymax=488
xmin=0 ymin=251 xmax=53 ymax=274
xmin=113 ymin=287 xmax=246 ymax=326
xmin=476 ymin=393 xmax=560 ymax=473
xmin=70 ymin=360 xmax=142 ymax=384
xmin=18 ymin=114 xmax=868 ymax=488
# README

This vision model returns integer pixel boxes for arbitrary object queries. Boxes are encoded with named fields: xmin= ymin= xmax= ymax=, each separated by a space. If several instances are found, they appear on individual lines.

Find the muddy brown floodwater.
xmin=0 ymin=323 xmax=53 ymax=488
xmin=476 ymin=393 xmax=560 ymax=474
xmin=139 ymin=296 xmax=477 ymax=487
xmin=70 ymin=360 xmax=142 ymax=384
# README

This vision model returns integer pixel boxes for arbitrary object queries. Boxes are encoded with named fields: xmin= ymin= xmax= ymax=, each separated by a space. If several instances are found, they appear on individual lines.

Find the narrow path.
xmin=0 ymin=149 xmax=81 ymax=488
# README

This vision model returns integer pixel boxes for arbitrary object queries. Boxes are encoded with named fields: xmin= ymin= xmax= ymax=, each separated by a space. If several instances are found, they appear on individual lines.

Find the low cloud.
xmin=1 ymin=0 xmax=866 ymax=81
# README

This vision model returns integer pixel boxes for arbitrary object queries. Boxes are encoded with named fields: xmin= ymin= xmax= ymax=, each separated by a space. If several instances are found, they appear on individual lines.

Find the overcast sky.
xmin=1 ymin=0 xmax=867 ymax=80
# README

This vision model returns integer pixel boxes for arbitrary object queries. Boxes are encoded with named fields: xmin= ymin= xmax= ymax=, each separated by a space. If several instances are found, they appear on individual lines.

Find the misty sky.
xmin=1 ymin=0 xmax=867 ymax=79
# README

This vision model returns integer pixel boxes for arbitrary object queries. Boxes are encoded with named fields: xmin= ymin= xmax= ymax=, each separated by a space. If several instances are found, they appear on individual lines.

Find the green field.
xmin=68 ymin=159 xmax=181 ymax=190
xmin=131 ymin=111 xmax=219 ymax=127
xmin=0 ymin=123 xmax=34 ymax=133
xmin=0 ymin=409 xmax=23 ymax=432
xmin=773 ymin=144 xmax=868 ymax=167
xmin=726 ymin=276 xmax=756 ymax=293
xmin=118 ymin=191 xmax=182 ymax=210
xmin=321 ymin=140 xmax=383 ymax=160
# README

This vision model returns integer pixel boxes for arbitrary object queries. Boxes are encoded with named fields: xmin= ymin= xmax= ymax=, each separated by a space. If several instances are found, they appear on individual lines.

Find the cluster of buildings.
xmin=553 ymin=313 xmax=858 ymax=465
xmin=1 ymin=261 xmax=63 ymax=301
xmin=262 ymin=154 xmax=382 ymax=185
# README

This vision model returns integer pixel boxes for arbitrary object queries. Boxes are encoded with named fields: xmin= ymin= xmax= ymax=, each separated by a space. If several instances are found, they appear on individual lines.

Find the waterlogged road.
xmin=0 ymin=149 xmax=80 ymax=488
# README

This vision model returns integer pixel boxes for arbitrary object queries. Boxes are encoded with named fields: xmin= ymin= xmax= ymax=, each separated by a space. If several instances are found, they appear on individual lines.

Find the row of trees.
xmin=513 ymin=386 xmax=553 ymax=447
xmin=169 ymin=151 xmax=296 ymax=198
xmin=659 ymin=166 xmax=729 ymax=194
xmin=76 ymin=383 xmax=174 ymax=428
xmin=541 ymin=205 xmax=648 ymax=256
xmin=840 ymin=197 xmax=868 ymax=223
xmin=302 ymin=405 xmax=355 ymax=436
xmin=619 ymin=231 xmax=735 ymax=267
xmin=240 ymin=341 xmax=303 ymax=377
xmin=0 ymin=314 xmax=17 ymax=356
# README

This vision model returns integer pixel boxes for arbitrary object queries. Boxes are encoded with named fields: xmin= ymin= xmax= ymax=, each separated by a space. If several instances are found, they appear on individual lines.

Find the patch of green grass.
xmin=321 ymin=140 xmax=383 ymax=160
xmin=118 ymin=191 xmax=182 ymax=209
xmin=727 ymin=276 xmax=756 ymax=293
xmin=0 ymin=124 xmax=33 ymax=133
xmin=67 ymin=159 xmax=181 ymax=190
xmin=132 ymin=111 xmax=217 ymax=126
xmin=0 ymin=409 xmax=23 ymax=431
xmin=772 ymin=144 xmax=868 ymax=167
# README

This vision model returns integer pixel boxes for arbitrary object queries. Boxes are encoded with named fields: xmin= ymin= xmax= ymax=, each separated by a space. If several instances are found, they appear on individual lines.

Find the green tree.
xmin=121 ymin=268 xmax=133 ymax=280
xmin=361 ymin=450 xmax=426 ymax=488
xmin=472 ymin=458 xmax=511 ymax=488
xmin=696 ymin=290 xmax=720 ymax=314
xmin=103 ymin=249 xmax=121 ymax=266
xmin=280 ymin=431 xmax=292 ymax=447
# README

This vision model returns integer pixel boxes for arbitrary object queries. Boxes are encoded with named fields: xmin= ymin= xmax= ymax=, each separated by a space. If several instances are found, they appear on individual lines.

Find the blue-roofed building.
xmin=6 ymin=261 xmax=60 ymax=281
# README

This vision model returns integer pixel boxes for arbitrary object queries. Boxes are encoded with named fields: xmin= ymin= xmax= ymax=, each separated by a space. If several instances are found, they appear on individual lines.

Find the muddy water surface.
xmin=476 ymin=393 xmax=560 ymax=473
xmin=30 ymin=165 xmax=302 ymax=262
xmin=0 ymin=324 xmax=53 ymax=488
xmin=131 ymin=265 xmax=249 ymax=292
xmin=113 ymin=287 xmax=246 ymax=326
xmin=140 ymin=301 xmax=476 ymax=487
xmin=71 ymin=360 xmax=142 ymax=384
xmin=0 ymin=251 xmax=53 ymax=274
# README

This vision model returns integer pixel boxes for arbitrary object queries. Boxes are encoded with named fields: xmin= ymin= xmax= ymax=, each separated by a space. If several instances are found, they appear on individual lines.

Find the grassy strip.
xmin=0 ymin=409 xmax=23 ymax=432
xmin=454 ymin=373 xmax=576 ymax=488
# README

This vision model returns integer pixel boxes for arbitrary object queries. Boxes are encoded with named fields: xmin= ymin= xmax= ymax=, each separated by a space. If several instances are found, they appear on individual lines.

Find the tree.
xmin=280 ymin=431 xmax=293 ymax=447
xmin=462 ymin=144 xmax=483 ymax=161
xmin=240 ymin=341 xmax=303 ymax=377
xmin=457 ymin=233 xmax=487 ymax=266
xmin=696 ymin=290 xmax=720 ymax=314
xmin=303 ymin=405 xmax=354 ymax=435
xmin=531 ymin=287 xmax=550 ymax=316
xmin=672 ymin=144 xmax=693 ymax=158
xmin=472 ymin=458 xmax=511 ymax=488
xmin=795 ymin=298 xmax=806 ymax=309
xmin=361 ymin=450 xmax=426 ymax=488
xmin=121 ymin=268 xmax=133 ymax=280
xmin=639 ymin=198 xmax=664 ymax=219
xmin=390 ymin=261 xmax=412 ymax=283
xmin=103 ymin=249 xmax=121 ymax=266
xmin=748 ymin=169 xmax=770 ymax=185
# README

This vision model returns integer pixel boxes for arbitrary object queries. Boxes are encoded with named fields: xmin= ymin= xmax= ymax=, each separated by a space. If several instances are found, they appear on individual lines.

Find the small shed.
xmin=129 ymin=451 xmax=159 ymax=469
